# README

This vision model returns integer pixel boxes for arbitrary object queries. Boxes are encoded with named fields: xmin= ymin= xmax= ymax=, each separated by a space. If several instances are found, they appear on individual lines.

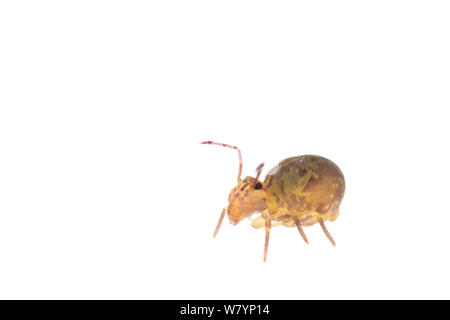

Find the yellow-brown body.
xmin=264 ymin=155 xmax=345 ymax=228
xmin=202 ymin=140 xmax=345 ymax=261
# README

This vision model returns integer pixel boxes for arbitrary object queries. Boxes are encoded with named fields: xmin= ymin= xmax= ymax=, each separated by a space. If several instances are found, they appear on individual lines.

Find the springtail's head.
xmin=226 ymin=168 xmax=268 ymax=225
xmin=201 ymin=141 xmax=268 ymax=232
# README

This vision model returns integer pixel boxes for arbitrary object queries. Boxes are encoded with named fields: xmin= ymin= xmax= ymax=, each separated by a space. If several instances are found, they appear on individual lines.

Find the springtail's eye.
xmin=255 ymin=182 xmax=263 ymax=190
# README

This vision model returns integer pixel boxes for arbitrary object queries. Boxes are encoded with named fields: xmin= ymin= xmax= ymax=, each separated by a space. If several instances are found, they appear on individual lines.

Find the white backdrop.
xmin=1 ymin=1 xmax=449 ymax=299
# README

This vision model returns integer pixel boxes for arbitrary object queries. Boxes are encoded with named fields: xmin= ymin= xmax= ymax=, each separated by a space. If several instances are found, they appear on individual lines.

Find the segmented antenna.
xmin=201 ymin=140 xmax=243 ymax=184
xmin=254 ymin=162 xmax=264 ymax=182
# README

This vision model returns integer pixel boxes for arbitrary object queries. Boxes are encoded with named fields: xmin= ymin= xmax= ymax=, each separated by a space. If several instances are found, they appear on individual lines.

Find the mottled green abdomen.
xmin=264 ymin=155 xmax=345 ymax=227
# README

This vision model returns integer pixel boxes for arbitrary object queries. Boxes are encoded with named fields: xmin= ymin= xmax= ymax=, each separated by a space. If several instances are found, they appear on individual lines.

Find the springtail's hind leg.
xmin=293 ymin=217 xmax=309 ymax=245
xmin=264 ymin=217 xmax=272 ymax=262
xmin=319 ymin=218 xmax=336 ymax=246
xmin=213 ymin=208 xmax=226 ymax=238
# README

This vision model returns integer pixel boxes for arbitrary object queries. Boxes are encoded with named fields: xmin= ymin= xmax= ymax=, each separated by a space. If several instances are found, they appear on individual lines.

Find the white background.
xmin=1 ymin=1 xmax=449 ymax=299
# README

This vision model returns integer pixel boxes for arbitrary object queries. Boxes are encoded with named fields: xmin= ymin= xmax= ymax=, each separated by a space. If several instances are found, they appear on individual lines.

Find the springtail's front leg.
xmin=262 ymin=210 xmax=272 ymax=262
xmin=213 ymin=208 xmax=226 ymax=238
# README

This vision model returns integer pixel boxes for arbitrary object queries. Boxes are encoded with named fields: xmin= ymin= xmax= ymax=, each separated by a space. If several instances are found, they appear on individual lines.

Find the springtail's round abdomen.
xmin=264 ymin=155 xmax=345 ymax=227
